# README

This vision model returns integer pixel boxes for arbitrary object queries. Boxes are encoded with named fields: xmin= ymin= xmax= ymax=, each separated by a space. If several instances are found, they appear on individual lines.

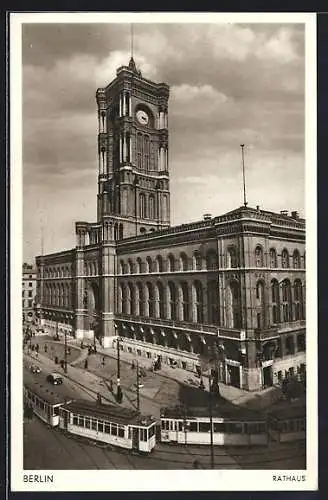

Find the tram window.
xmin=282 ymin=422 xmax=288 ymax=433
xmin=73 ymin=416 xmax=78 ymax=426
xmin=111 ymin=424 xmax=118 ymax=436
xmin=161 ymin=420 xmax=166 ymax=430
xmin=105 ymin=424 xmax=110 ymax=434
xmin=85 ymin=418 xmax=91 ymax=429
xmin=189 ymin=422 xmax=198 ymax=432
xmin=169 ymin=421 xmax=174 ymax=431
xmin=199 ymin=422 xmax=210 ymax=433
xmin=118 ymin=426 xmax=125 ymax=438
xmin=140 ymin=429 xmax=147 ymax=441
xmin=227 ymin=423 xmax=243 ymax=434
xmin=78 ymin=416 xmax=84 ymax=427
xmin=213 ymin=422 xmax=225 ymax=433
xmin=149 ymin=425 xmax=155 ymax=437
xmin=98 ymin=422 xmax=104 ymax=433
xmin=258 ymin=423 xmax=266 ymax=433
xmin=128 ymin=427 xmax=131 ymax=439
xmin=177 ymin=421 xmax=183 ymax=432
xmin=92 ymin=419 xmax=97 ymax=431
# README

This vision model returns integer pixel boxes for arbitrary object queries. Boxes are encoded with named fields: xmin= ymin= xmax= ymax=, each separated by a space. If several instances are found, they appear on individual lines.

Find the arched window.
xmin=156 ymin=281 xmax=165 ymax=318
xmin=180 ymin=252 xmax=188 ymax=271
xmin=180 ymin=281 xmax=189 ymax=321
xmin=227 ymin=281 xmax=241 ymax=329
xmin=146 ymin=256 xmax=152 ymax=273
xmin=255 ymin=245 xmax=264 ymax=267
xmin=293 ymin=250 xmax=301 ymax=269
xmin=119 ymin=224 xmax=124 ymax=240
xmin=162 ymin=195 xmax=168 ymax=221
xmin=255 ymin=281 xmax=265 ymax=329
xmin=119 ymin=260 xmax=125 ymax=275
xmin=137 ymin=133 xmax=143 ymax=169
xmin=282 ymin=279 xmax=292 ymax=322
xmin=294 ymin=279 xmax=304 ymax=320
xmin=269 ymin=248 xmax=277 ymax=268
xmin=145 ymin=282 xmax=154 ymax=317
xmin=156 ymin=255 xmax=163 ymax=273
xmin=121 ymin=284 xmax=128 ymax=314
xmin=139 ymin=193 xmax=146 ymax=218
xmin=193 ymin=251 xmax=202 ymax=270
xmin=207 ymin=280 xmax=218 ymax=325
xmin=192 ymin=281 xmax=203 ymax=323
xmin=167 ymin=254 xmax=175 ymax=272
xmin=227 ymin=246 xmax=238 ymax=268
xmin=136 ymin=257 xmax=142 ymax=274
xmin=127 ymin=259 xmax=133 ymax=274
xmin=144 ymin=136 xmax=150 ymax=170
xmin=136 ymin=282 xmax=144 ymax=317
xmin=149 ymin=195 xmax=155 ymax=220
xmin=168 ymin=281 xmax=177 ymax=320
xmin=271 ymin=279 xmax=280 ymax=324
xmin=281 ymin=249 xmax=289 ymax=269
xmin=206 ymin=249 xmax=218 ymax=270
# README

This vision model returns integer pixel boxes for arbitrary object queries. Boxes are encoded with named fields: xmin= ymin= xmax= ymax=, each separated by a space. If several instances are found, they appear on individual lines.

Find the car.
xmin=30 ymin=365 xmax=41 ymax=374
xmin=47 ymin=373 xmax=63 ymax=385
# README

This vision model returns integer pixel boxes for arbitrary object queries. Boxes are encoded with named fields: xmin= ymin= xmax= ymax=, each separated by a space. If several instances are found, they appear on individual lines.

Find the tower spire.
xmin=130 ymin=23 xmax=134 ymax=58
xmin=240 ymin=144 xmax=248 ymax=207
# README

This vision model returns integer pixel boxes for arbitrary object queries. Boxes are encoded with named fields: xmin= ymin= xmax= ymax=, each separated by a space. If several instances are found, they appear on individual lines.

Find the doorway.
xmin=263 ymin=366 xmax=273 ymax=387
xmin=229 ymin=365 xmax=240 ymax=388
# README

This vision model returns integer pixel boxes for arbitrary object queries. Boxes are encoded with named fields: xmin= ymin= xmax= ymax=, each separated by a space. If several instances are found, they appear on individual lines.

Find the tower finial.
xmin=130 ymin=23 xmax=134 ymax=58
xmin=240 ymin=144 xmax=248 ymax=207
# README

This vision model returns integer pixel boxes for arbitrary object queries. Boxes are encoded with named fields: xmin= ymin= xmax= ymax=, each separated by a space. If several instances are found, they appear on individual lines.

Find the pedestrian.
xmin=44 ymin=344 xmax=47 ymax=353
xmin=109 ymin=379 xmax=113 ymax=391
xmin=35 ymin=344 xmax=39 ymax=353
xmin=102 ymin=356 xmax=105 ymax=366
xmin=67 ymin=347 xmax=71 ymax=355
xmin=84 ymin=359 xmax=88 ymax=370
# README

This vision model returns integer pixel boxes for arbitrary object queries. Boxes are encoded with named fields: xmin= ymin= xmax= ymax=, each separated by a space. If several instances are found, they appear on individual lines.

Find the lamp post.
xmin=208 ymin=374 xmax=215 ymax=469
xmin=136 ymin=360 xmax=140 ymax=413
xmin=64 ymin=328 xmax=68 ymax=374
xmin=116 ymin=335 xmax=123 ymax=403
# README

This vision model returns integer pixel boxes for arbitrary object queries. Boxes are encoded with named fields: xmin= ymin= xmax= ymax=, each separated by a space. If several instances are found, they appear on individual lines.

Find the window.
xmin=213 ymin=422 xmax=225 ymax=433
xmin=206 ymin=250 xmax=218 ymax=270
xmin=111 ymin=423 xmax=118 ymax=436
xmin=180 ymin=252 xmax=188 ymax=271
xmin=73 ymin=415 xmax=78 ymax=425
xmin=78 ymin=416 xmax=84 ymax=427
xmin=271 ymin=279 xmax=280 ymax=324
xmin=118 ymin=426 xmax=125 ymax=438
xmin=269 ymin=248 xmax=277 ymax=268
xmin=193 ymin=251 xmax=202 ymax=270
xmin=282 ymin=279 xmax=292 ymax=322
xmin=189 ymin=422 xmax=198 ymax=432
xmin=199 ymin=422 xmax=211 ymax=433
xmin=28 ymin=300 xmax=33 ymax=307
xmin=255 ymin=246 xmax=264 ymax=267
xmin=149 ymin=425 xmax=155 ymax=437
xmin=149 ymin=195 xmax=155 ymax=219
xmin=104 ymin=424 xmax=111 ymax=434
xmin=227 ymin=422 xmax=243 ymax=434
xmin=168 ymin=254 xmax=175 ymax=272
xmin=281 ymin=249 xmax=289 ymax=268
xmin=98 ymin=422 xmax=104 ymax=433
xmin=29 ymin=282 xmax=33 ymax=287
xmin=28 ymin=291 xmax=33 ymax=297
xmin=139 ymin=193 xmax=146 ymax=218
xmin=140 ymin=428 xmax=147 ymax=441
xmin=85 ymin=417 xmax=91 ymax=429
xmin=144 ymin=136 xmax=150 ymax=171
xmin=293 ymin=250 xmax=301 ymax=269
xmin=227 ymin=247 xmax=238 ymax=268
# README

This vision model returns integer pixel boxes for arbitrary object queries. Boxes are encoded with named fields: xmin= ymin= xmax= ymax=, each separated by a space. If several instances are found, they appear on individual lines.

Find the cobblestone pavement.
xmin=23 ymin=416 xmax=306 ymax=470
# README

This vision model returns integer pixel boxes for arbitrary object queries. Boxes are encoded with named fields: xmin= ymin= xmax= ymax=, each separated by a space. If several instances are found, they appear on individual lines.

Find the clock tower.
xmin=96 ymin=57 xmax=170 ymax=239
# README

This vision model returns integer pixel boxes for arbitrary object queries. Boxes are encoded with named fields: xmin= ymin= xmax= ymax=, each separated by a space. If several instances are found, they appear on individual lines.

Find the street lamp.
xmin=208 ymin=374 xmax=215 ymax=469
xmin=116 ymin=334 xmax=123 ymax=403
xmin=64 ymin=328 xmax=68 ymax=374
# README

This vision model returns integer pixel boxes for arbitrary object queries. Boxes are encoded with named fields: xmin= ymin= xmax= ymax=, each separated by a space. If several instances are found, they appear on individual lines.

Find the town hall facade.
xmin=36 ymin=57 xmax=306 ymax=391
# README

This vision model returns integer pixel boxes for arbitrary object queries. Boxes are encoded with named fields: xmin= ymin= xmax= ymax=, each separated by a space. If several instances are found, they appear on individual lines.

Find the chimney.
xmin=291 ymin=211 xmax=299 ymax=219
xmin=280 ymin=210 xmax=288 ymax=216
xmin=203 ymin=213 xmax=212 ymax=221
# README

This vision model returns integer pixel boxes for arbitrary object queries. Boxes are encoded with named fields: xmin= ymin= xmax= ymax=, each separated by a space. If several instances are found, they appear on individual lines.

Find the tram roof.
xmin=61 ymin=399 xmax=156 ymax=427
xmin=23 ymin=368 xmax=77 ymax=406
xmin=160 ymin=404 xmax=264 ymax=421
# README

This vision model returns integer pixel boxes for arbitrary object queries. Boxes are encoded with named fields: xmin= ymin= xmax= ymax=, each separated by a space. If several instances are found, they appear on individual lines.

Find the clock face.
xmin=136 ymin=109 xmax=149 ymax=125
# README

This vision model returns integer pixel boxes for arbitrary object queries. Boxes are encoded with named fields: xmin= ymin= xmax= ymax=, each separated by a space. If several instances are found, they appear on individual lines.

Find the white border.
xmin=10 ymin=12 xmax=317 ymax=492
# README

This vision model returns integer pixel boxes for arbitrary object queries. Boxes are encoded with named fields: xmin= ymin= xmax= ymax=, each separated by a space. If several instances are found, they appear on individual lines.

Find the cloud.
xmin=21 ymin=21 xmax=305 ymax=263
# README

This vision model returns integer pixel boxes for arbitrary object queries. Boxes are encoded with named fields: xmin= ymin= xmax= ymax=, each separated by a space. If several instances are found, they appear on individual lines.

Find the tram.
xmin=23 ymin=368 xmax=76 ymax=427
xmin=59 ymin=400 xmax=157 ymax=453
xmin=160 ymin=405 xmax=268 ymax=446
xmin=267 ymin=402 xmax=306 ymax=443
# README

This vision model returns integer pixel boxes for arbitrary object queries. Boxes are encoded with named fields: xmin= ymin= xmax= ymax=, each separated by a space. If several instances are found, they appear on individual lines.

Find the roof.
xmin=160 ymin=404 xmax=265 ymax=422
xmin=61 ymin=399 xmax=156 ymax=427
xmin=23 ymin=368 xmax=76 ymax=406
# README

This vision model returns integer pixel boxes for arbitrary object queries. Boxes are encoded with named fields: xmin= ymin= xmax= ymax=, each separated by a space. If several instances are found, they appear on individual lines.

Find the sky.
xmin=22 ymin=21 xmax=305 ymax=263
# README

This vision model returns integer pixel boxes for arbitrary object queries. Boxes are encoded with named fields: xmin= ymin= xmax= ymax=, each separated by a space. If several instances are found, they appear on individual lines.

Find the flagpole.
xmin=240 ymin=144 xmax=247 ymax=207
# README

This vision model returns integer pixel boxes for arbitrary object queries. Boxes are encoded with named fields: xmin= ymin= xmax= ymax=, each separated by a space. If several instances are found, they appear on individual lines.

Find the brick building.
xmin=36 ymin=57 xmax=306 ymax=391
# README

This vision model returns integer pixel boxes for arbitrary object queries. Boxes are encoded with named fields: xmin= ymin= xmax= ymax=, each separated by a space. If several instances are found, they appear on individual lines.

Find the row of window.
xmin=119 ymin=247 xmax=304 ymax=275
xmin=270 ymin=418 xmax=306 ymax=433
xmin=43 ymin=266 xmax=72 ymax=279
xmin=22 ymin=290 xmax=33 ymax=297
xmin=22 ymin=299 xmax=33 ymax=308
xmin=161 ymin=419 xmax=267 ymax=434
xmin=22 ymin=281 xmax=33 ymax=287
xmin=43 ymin=283 xmax=73 ymax=308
